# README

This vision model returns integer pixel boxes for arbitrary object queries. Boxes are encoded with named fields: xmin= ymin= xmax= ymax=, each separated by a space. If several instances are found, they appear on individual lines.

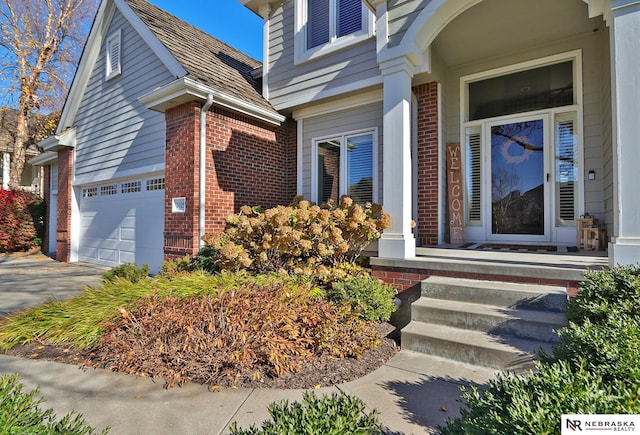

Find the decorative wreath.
xmin=501 ymin=136 xmax=533 ymax=164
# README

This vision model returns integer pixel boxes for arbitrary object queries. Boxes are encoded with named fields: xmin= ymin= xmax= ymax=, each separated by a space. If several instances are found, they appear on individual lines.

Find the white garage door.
xmin=78 ymin=176 xmax=164 ymax=271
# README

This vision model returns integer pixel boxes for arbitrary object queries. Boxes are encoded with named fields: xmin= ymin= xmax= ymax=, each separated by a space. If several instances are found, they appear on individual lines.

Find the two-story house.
xmin=242 ymin=0 xmax=640 ymax=269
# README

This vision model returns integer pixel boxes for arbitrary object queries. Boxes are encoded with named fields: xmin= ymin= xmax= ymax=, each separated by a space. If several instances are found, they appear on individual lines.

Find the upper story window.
xmin=105 ymin=29 xmax=122 ymax=80
xmin=295 ymin=0 xmax=373 ymax=64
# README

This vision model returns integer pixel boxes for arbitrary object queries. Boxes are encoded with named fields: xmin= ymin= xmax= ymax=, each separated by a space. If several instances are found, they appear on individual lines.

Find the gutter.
xmin=199 ymin=94 xmax=214 ymax=249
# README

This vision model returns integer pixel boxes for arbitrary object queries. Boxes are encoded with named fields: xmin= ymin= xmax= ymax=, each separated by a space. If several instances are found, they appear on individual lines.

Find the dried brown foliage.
xmin=85 ymin=281 xmax=379 ymax=389
xmin=202 ymin=196 xmax=390 ymax=278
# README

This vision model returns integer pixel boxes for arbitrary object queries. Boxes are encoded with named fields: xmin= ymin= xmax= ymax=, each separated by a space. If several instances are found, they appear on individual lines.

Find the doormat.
xmin=477 ymin=244 xmax=558 ymax=252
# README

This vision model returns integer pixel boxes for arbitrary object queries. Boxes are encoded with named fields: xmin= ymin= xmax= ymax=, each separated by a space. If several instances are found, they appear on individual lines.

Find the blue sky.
xmin=147 ymin=0 xmax=264 ymax=61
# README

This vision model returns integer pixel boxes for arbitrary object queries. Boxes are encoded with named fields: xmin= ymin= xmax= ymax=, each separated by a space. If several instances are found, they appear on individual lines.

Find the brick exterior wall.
xmin=371 ymin=265 xmax=580 ymax=296
xmin=163 ymin=102 xmax=296 ymax=260
xmin=413 ymin=82 xmax=440 ymax=246
xmin=55 ymin=148 xmax=72 ymax=262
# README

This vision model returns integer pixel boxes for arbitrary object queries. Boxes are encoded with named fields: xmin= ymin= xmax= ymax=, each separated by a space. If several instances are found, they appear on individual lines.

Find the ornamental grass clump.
xmin=201 ymin=196 xmax=390 ymax=278
xmin=87 ymin=276 xmax=379 ymax=388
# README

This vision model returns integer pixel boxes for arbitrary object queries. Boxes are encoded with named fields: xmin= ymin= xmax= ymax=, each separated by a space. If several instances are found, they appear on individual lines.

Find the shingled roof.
xmin=125 ymin=0 xmax=277 ymax=117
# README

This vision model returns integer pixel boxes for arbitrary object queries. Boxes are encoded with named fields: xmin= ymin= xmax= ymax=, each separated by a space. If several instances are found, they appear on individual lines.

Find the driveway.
xmin=0 ymin=253 xmax=107 ymax=317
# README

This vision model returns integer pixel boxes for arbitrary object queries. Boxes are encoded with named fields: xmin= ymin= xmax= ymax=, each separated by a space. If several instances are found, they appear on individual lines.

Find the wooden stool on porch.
xmin=582 ymin=227 xmax=606 ymax=251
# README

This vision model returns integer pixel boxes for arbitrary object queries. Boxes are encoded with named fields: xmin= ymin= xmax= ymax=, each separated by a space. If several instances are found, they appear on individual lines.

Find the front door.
xmin=487 ymin=115 xmax=549 ymax=241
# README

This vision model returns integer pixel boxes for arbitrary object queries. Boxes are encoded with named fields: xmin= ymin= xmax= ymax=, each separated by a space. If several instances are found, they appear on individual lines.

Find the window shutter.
xmin=555 ymin=115 xmax=577 ymax=223
xmin=466 ymin=127 xmax=482 ymax=223
xmin=337 ymin=0 xmax=362 ymax=38
xmin=307 ymin=0 xmax=330 ymax=49
xmin=106 ymin=31 xmax=121 ymax=78
xmin=346 ymin=134 xmax=373 ymax=205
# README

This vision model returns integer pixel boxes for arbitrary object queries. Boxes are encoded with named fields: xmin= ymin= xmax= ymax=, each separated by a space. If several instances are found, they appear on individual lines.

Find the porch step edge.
xmin=412 ymin=297 xmax=567 ymax=342
xmin=371 ymin=256 xmax=590 ymax=282
xmin=421 ymin=276 xmax=568 ymax=312
xmin=401 ymin=322 xmax=551 ymax=371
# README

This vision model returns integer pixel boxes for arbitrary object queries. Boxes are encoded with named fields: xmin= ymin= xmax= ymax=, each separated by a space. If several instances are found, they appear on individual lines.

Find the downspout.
xmin=199 ymin=94 xmax=214 ymax=249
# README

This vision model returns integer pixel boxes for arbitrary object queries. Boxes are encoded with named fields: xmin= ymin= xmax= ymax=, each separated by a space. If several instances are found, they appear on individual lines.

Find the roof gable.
xmin=58 ymin=0 xmax=278 ymax=133
xmin=125 ymin=0 xmax=274 ymax=115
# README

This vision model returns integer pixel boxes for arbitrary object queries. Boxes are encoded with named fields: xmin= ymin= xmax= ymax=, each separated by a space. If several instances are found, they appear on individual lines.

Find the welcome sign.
xmin=447 ymin=143 xmax=465 ymax=244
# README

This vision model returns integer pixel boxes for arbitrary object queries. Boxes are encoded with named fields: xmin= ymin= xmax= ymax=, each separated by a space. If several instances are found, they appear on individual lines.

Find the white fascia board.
xmin=274 ymin=75 xmax=383 ymax=112
xmin=114 ymin=0 xmax=185 ymax=78
xmin=38 ymin=127 xmax=77 ymax=152
xmin=292 ymin=88 xmax=383 ymax=120
xmin=239 ymin=0 xmax=271 ymax=15
xmin=57 ymin=0 xmax=114 ymax=133
xmin=140 ymin=77 xmax=286 ymax=125
xmin=58 ymin=0 xmax=187 ymax=133
xmin=28 ymin=151 xmax=58 ymax=166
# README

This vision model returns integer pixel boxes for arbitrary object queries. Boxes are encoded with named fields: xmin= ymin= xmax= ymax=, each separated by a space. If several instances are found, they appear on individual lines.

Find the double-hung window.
xmin=314 ymin=130 xmax=377 ymax=205
xmin=296 ymin=0 xmax=372 ymax=63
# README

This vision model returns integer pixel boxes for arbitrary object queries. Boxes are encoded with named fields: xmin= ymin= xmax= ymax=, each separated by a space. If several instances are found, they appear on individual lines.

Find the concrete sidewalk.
xmin=0 ymin=351 xmax=496 ymax=434
xmin=0 ymin=253 xmax=497 ymax=434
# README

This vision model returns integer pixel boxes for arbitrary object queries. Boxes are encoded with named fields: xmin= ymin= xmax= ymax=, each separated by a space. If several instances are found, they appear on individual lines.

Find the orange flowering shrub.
xmin=202 ymin=196 xmax=390 ymax=277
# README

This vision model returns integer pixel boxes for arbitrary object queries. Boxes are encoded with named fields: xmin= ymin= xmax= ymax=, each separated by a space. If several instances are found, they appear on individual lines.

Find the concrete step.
xmin=401 ymin=322 xmax=552 ymax=371
xmin=412 ymin=297 xmax=567 ymax=343
xmin=422 ymin=276 xmax=567 ymax=312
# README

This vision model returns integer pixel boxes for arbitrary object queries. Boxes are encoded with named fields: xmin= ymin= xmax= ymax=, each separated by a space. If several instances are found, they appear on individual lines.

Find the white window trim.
xmin=105 ymin=29 xmax=122 ymax=80
xmin=294 ymin=0 xmax=374 ymax=65
xmin=311 ymin=127 xmax=378 ymax=204
xmin=459 ymin=50 xmax=585 ymax=242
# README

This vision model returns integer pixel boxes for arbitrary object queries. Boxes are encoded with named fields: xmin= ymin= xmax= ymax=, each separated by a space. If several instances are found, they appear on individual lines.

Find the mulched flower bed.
xmin=5 ymin=323 xmax=399 ymax=390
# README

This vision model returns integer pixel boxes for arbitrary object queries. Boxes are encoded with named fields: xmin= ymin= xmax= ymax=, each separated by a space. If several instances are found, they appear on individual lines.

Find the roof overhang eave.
xmin=37 ymin=127 xmax=77 ymax=153
xmin=29 ymin=151 xmax=58 ymax=166
xmin=139 ymin=77 xmax=285 ymax=125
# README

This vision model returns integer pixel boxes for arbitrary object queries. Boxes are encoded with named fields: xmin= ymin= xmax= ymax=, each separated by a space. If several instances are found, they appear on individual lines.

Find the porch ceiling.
xmin=431 ymin=0 xmax=603 ymax=69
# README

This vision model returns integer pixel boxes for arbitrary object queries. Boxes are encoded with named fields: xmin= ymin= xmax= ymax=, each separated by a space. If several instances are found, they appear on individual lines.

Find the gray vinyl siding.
xmin=73 ymin=8 xmax=174 ymax=183
xmin=300 ymin=102 xmax=383 ymax=201
xmin=443 ymin=31 xmax=608 ymax=221
xmin=387 ymin=0 xmax=434 ymax=48
xmin=267 ymin=0 xmax=380 ymax=110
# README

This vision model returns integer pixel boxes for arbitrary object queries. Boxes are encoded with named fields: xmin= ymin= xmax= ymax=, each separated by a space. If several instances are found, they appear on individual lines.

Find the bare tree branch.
xmin=0 ymin=0 xmax=97 ymax=187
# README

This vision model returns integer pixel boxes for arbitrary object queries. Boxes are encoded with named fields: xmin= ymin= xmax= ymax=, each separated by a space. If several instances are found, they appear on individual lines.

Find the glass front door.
xmin=488 ymin=116 xmax=548 ymax=240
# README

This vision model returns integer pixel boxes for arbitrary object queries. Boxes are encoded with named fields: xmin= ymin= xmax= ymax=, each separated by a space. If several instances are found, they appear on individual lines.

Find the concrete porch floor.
xmin=372 ymin=245 xmax=608 ymax=283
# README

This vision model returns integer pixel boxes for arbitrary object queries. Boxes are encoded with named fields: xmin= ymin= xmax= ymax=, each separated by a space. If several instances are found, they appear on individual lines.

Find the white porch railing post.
xmin=378 ymin=56 xmax=416 ymax=259
xmin=608 ymin=1 xmax=640 ymax=266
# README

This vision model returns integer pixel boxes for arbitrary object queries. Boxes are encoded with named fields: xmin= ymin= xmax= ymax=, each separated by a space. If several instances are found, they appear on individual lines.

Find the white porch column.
xmin=2 ymin=153 xmax=9 ymax=190
xmin=608 ymin=0 xmax=640 ymax=266
xmin=378 ymin=56 xmax=416 ymax=259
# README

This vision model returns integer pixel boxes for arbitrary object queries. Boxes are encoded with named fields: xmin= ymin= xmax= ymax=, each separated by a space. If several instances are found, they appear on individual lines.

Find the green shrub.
xmin=567 ymin=264 xmax=640 ymax=324
xmin=190 ymin=245 xmax=220 ymax=274
xmin=0 ymin=373 xmax=107 ymax=434
xmin=544 ymin=315 xmax=640 ymax=384
xmin=440 ymin=361 xmax=640 ymax=435
xmin=229 ymin=391 xmax=383 ymax=434
xmin=327 ymin=276 xmax=397 ymax=322
xmin=102 ymin=263 xmax=150 ymax=283
xmin=162 ymin=246 xmax=221 ymax=276
xmin=202 ymin=196 xmax=390 ymax=278
xmin=0 ymin=189 xmax=42 ymax=251
xmin=440 ymin=266 xmax=640 ymax=434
